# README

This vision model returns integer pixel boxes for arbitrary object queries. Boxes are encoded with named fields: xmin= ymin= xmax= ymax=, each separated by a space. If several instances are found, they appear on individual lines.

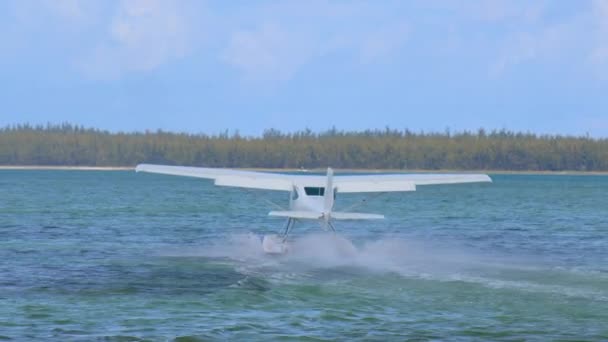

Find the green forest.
xmin=1 ymin=123 xmax=607 ymax=171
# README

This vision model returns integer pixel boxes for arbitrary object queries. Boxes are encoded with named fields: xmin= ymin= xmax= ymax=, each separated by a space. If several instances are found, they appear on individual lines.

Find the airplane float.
xmin=136 ymin=164 xmax=491 ymax=254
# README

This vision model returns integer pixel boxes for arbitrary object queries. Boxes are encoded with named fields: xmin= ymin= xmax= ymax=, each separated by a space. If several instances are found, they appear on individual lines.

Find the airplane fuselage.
xmin=289 ymin=185 xmax=333 ymax=213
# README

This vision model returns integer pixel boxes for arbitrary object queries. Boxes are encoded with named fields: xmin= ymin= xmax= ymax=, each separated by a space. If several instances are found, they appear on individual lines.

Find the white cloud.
xmin=481 ymin=0 xmax=608 ymax=79
xmin=9 ymin=0 xmax=104 ymax=30
xmin=590 ymin=0 xmax=608 ymax=71
xmin=419 ymin=0 xmax=545 ymax=24
xmin=12 ymin=0 xmax=606 ymax=84
xmin=222 ymin=24 xmax=315 ymax=82
xmin=79 ymin=0 xmax=196 ymax=80
xmin=0 ymin=0 xmax=106 ymax=66
xmin=41 ymin=0 xmax=92 ymax=23
xmin=5 ymin=0 xmax=411 ymax=82
xmin=483 ymin=1 xmax=603 ymax=78
xmin=357 ymin=23 xmax=409 ymax=64
xmin=220 ymin=2 xmax=410 ymax=82
xmin=490 ymin=23 xmax=571 ymax=76
xmin=473 ymin=0 xmax=545 ymax=23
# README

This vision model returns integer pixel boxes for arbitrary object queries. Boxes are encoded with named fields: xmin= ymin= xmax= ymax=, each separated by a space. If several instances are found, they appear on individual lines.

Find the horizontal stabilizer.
xmin=268 ymin=211 xmax=384 ymax=220
xmin=330 ymin=212 xmax=385 ymax=220
xmin=269 ymin=211 xmax=323 ymax=219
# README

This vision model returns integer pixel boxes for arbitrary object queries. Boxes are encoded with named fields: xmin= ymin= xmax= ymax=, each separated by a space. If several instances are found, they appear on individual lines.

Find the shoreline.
xmin=0 ymin=166 xmax=133 ymax=171
xmin=1 ymin=165 xmax=608 ymax=175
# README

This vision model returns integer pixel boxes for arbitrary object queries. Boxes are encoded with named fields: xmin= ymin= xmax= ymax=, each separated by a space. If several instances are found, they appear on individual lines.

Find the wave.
xmin=157 ymin=232 xmax=608 ymax=301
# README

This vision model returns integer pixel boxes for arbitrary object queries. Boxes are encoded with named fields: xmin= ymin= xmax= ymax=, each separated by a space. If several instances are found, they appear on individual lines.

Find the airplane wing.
xmin=136 ymin=164 xmax=309 ymax=191
xmin=333 ymin=173 xmax=492 ymax=191
xmin=135 ymin=164 xmax=491 ymax=193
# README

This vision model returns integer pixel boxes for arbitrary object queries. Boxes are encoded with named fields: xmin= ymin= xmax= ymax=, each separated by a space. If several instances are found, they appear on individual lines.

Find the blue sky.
xmin=1 ymin=0 xmax=607 ymax=137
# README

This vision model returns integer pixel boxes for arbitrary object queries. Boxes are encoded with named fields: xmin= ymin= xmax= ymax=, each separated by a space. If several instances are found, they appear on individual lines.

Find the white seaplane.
xmin=136 ymin=164 xmax=491 ymax=254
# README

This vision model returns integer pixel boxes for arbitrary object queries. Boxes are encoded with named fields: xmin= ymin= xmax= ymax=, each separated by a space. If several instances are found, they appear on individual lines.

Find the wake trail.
xmin=158 ymin=232 xmax=608 ymax=301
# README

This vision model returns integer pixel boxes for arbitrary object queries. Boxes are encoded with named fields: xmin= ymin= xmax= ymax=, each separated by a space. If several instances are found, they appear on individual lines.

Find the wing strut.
xmin=341 ymin=191 xmax=388 ymax=213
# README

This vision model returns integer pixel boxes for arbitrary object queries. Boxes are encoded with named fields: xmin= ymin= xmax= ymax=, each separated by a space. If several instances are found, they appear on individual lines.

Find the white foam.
xmin=157 ymin=232 xmax=608 ymax=301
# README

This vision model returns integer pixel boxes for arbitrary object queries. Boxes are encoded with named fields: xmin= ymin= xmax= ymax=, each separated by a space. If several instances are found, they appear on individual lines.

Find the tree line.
xmin=1 ymin=123 xmax=607 ymax=171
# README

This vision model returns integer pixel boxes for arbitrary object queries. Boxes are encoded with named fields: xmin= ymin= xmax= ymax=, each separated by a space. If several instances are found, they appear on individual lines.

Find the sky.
xmin=1 ymin=0 xmax=607 ymax=137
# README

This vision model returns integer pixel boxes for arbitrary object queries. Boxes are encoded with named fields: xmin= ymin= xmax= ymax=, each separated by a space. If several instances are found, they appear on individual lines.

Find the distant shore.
xmin=0 ymin=166 xmax=132 ymax=171
xmin=1 ymin=165 xmax=608 ymax=175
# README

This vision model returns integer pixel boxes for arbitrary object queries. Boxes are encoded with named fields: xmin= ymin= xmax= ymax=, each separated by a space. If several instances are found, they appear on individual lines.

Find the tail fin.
xmin=323 ymin=167 xmax=334 ymax=213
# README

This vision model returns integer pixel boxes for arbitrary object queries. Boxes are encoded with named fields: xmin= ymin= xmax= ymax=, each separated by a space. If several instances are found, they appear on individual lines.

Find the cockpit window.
xmin=304 ymin=187 xmax=325 ymax=196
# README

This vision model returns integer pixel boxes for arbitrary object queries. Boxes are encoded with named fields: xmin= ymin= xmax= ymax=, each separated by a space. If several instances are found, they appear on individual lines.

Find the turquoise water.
xmin=1 ymin=170 xmax=607 ymax=341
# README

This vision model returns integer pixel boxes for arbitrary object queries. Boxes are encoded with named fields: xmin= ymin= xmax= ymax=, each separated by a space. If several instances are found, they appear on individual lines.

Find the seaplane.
xmin=135 ymin=164 xmax=492 ymax=254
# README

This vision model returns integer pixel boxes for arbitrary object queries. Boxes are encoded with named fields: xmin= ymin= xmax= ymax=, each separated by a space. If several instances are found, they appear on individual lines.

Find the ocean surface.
xmin=1 ymin=170 xmax=607 ymax=341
